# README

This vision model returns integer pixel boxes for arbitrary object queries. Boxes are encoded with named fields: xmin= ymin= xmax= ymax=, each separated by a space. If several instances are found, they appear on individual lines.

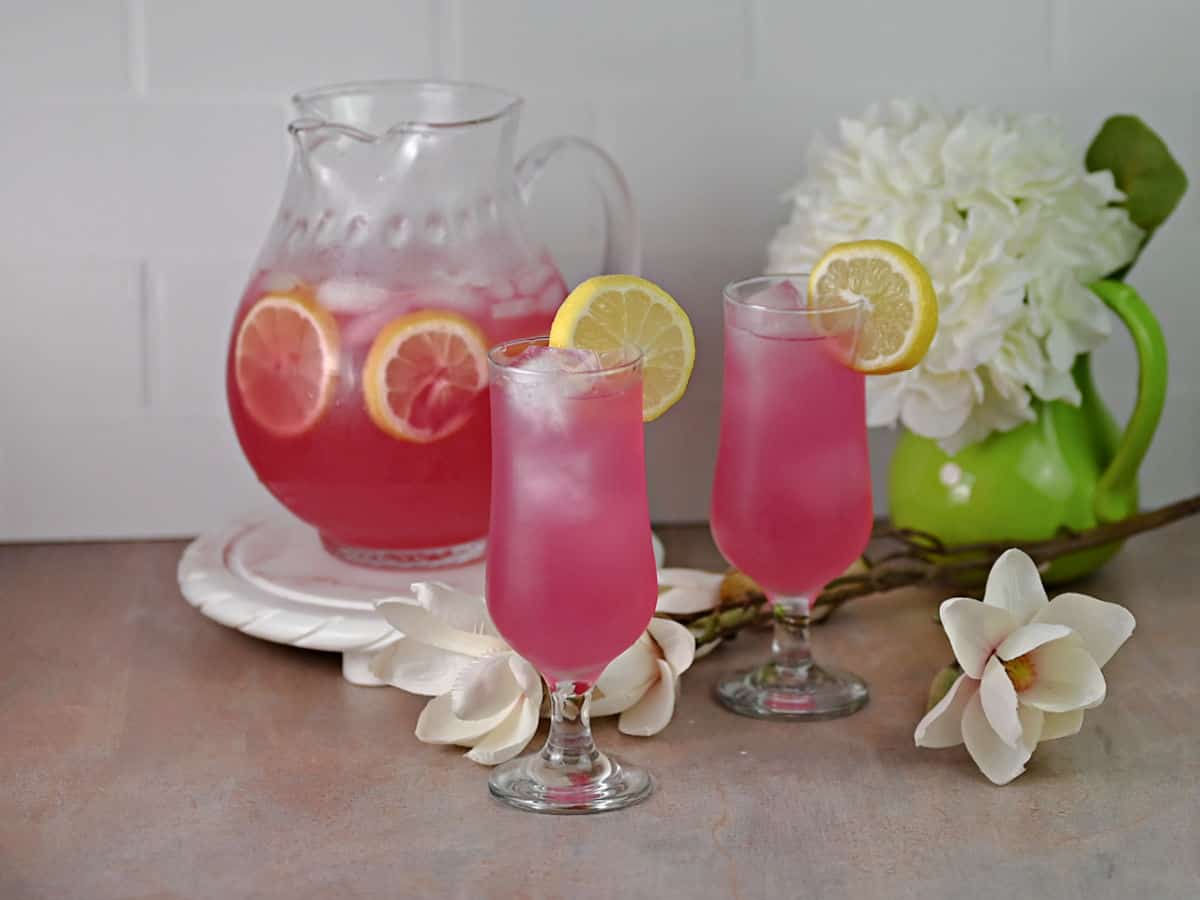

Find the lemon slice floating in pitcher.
xmin=808 ymin=240 xmax=938 ymax=374
xmin=234 ymin=292 xmax=340 ymax=437
xmin=549 ymin=275 xmax=695 ymax=421
xmin=362 ymin=310 xmax=489 ymax=443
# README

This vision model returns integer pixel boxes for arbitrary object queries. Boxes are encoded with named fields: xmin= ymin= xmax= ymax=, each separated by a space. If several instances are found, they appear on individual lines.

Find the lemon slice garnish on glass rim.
xmin=808 ymin=239 xmax=938 ymax=374
xmin=548 ymin=275 xmax=695 ymax=422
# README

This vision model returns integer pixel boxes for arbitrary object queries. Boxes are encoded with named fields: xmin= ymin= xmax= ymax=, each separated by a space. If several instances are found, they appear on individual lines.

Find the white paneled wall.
xmin=1 ymin=0 xmax=1196 ymax=540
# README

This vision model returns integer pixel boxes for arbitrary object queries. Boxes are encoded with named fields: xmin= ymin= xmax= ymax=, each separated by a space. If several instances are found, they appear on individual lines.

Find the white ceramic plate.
xmin=178 ymin=509 xmax=665 ymax=684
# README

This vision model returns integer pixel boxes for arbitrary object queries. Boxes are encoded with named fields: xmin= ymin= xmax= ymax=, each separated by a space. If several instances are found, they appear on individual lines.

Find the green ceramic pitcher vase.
xmin=888 ymin=281 xmax=1168 ymax=584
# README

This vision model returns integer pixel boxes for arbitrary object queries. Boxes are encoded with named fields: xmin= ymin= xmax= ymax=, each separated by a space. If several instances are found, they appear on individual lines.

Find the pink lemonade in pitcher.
xmin=227 ymin=259 xmax=566 ymax=566
xmin=710 ymin=312 xmax=874 ymax=596
xmin=223 ymin=80 xmax=638 ymax=568
xmin=485 ymin=342 xmax=658 ymax=687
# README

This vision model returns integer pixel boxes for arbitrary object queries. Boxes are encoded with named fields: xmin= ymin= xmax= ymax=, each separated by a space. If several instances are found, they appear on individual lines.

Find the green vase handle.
xmin=1088 ymin=280 xmax=1168 ymax=523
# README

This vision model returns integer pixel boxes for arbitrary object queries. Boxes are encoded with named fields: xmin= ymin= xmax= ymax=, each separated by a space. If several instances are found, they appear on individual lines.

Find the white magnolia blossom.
xmin=654 ymin=568 xmax=729 ymax=659
xmin=768 ymin=100 xmax=1143 ymax=452
xmin=915 ymin=549 xmax=1135 ymax=785
xmin=655 ymin=568 xmax=724 ymax=616
xmin=370 ymin=581 xmax=696 ymax=765
xmin=369 ymin=583 xmax=542 ymax=765
xmin=592 ymin=618 xmax=696 ymax=735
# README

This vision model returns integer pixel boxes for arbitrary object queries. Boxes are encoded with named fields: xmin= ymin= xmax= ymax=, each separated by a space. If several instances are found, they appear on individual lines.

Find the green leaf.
xmin=1086 ymin=115 xmax=1188 ymax=242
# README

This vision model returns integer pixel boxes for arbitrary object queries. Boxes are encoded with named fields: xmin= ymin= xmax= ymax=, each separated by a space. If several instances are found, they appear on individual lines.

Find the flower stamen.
xmin=1003 ymin=653 xmax=1037 ymax=692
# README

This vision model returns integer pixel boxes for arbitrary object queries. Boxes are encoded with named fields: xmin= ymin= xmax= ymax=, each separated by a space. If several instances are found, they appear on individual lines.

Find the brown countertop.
xmin=3 ymin=522 xmax=1199 ymax=899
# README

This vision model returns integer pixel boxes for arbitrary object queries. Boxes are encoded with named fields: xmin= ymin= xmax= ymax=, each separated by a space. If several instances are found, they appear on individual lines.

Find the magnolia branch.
xmin=669 ymin=493 xmax=1200 ymax=647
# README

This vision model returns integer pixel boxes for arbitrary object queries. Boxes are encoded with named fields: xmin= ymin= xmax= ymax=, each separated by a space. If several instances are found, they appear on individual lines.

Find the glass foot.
xmin=320 ymin=534 xmax=486 ymax=569
xmin=488 ymin=750 xmax=653 ymax=815
xmin=716 ymin=661 xmax=869 ymax=721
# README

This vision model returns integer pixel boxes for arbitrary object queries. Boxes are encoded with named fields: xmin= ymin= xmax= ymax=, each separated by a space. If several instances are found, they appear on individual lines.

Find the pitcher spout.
xmin=291 ymin=79 xmax=522 ymax=138
xmin=285 ymin=80 xmax=522 ymax=206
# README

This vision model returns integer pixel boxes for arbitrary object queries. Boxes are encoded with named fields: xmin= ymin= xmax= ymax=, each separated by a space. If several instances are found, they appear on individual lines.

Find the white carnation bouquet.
xmin=768 ymin=100 xmax=1145 ymax=453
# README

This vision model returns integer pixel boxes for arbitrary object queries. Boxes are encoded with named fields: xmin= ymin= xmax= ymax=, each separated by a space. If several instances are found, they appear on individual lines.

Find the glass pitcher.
xmin=226 ymin=80 xmax=638 ymax=568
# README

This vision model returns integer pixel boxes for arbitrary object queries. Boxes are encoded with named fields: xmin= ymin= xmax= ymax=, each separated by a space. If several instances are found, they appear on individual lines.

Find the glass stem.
xmin=542 ymin=682 xmax=600 ymax=771
xmin=770 ymin=595 xmax=814 ymax=674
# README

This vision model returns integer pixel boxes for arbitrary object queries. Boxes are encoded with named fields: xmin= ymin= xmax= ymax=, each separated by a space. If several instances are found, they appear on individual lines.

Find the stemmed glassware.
xmin=484 ymin=337 xmax=658 ymax=813
xmin=709 ymin=276 xmax=873 ymax=720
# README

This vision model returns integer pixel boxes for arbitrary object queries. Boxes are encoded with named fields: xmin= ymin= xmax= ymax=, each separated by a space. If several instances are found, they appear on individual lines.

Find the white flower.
xmin=914 ymin=549 xmax=1135 ymax=785
xmin=370 ymin=582 xmax=542 ymax=766
xmin=768 ymin=100 xmax=1143 ymax=452
xmin=369 ymin=581 xmax=697 ymax=765
xmin=593 ymin=618 xmax=695 ymax=735
xmin=654 ymin=568 xmax=723 ymax=615
xmin=654 ymin=568 xmax=727 ymax=659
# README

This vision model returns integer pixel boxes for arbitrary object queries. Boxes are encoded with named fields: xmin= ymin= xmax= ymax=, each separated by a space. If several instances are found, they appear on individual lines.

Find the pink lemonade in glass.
xmin=484 ymin=338 xmax=657 ymax=813
xmin=227 ymin=261 xmax=564 ymax=565
xmin=710 ymin=315 xmax=873 ymax=595
xmin=710 ymin=276 xmax=872 ymax=720
xmin=486 ymin=343 xmax=657 ymax=686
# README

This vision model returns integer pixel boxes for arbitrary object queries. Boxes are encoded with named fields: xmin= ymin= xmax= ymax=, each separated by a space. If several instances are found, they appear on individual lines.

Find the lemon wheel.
xmin=549 ymin=275 xmax=695 ymax=421
xmin=362 ymin=310 xmax=490 ymax=443
xmin=808 ymin=240 xmax=938 ymax=374
xmin=233 ymin=292 xmax=340 ymax=437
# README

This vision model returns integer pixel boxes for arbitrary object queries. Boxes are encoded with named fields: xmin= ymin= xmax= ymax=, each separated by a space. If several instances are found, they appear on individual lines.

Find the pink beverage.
xmin=710 ymin=293 xmax=873 ymax=597
xmin=224 ymin=80 xmax=640 ymax=570
xmin=486 ymin=341 xmax=658 ymax=688
xmin=227 ymin=258 xmax=565 ymax=564
xmin=710 ymin=276 xmax=871 ymax=721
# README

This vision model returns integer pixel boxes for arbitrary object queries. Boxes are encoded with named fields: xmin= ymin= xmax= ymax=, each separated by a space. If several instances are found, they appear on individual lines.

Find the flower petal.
xmin=981 ymin=548 xmax=1047 ymax=624
xmin=995 ymin=622 xmax=1074 ymax=661
xmin=915 ymin=673 xmax=977 ymax=749
xmin=413 ymin=581 xmax=499 ymax=635
xmin=450 ymin=654 xmax=522 ymax=721
xmin=647 ymin=617 xmax=696 ymax=675
xmin=375 ymin=596 xmax=508 ymax=657
xmin=617 ymin=661 xmax=677 ymax=736
xmin=507 ymin=654 xmax=543 ymax=705
xmin=1022 ymin=638 xmax=1106 ymax=712
xmin=980 ymin=656 xmax=1023 ymax=748
xmin=367 ymin=637 xmax=477 ymax=696
xmin=1032 ymin=592 xmax=1136 ymax=667
xmin=939 ymin=597 xmax=1018 ymax=678
xmin=415 ymin=693 xmax=514 ymax=746
xmin=594 ymin=634 xmax=659 ymax=703
xmin=655 ymin=569 xmax=723 ymax=615
xmin=342 ymin=649 xmax=391 ymax=686
xmin=657 ymin=568 xmax=722 ymax=588
xmin=591 ymin=681 xmax=650 ymax=717
xmin=465 ymin=697 xmax=541 ymax=766
xmin=962 ymin=691 xmax=1043 ymax=785
xmin=1040 ymin=709 xmax=1085 ymax=741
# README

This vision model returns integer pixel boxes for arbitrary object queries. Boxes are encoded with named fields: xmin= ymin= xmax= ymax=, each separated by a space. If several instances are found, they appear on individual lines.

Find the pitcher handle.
xmin=1088 ymin=280 xmax=1168 ymax=523
xmin=515 ymin=137 xmax=642 ymax=275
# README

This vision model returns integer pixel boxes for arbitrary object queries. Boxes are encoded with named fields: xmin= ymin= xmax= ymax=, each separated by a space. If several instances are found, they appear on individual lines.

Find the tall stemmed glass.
xmin=710 ymin=276 xmax=873 ymax=719
xmin=485 ymin=337 xmax=658 ymax=812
